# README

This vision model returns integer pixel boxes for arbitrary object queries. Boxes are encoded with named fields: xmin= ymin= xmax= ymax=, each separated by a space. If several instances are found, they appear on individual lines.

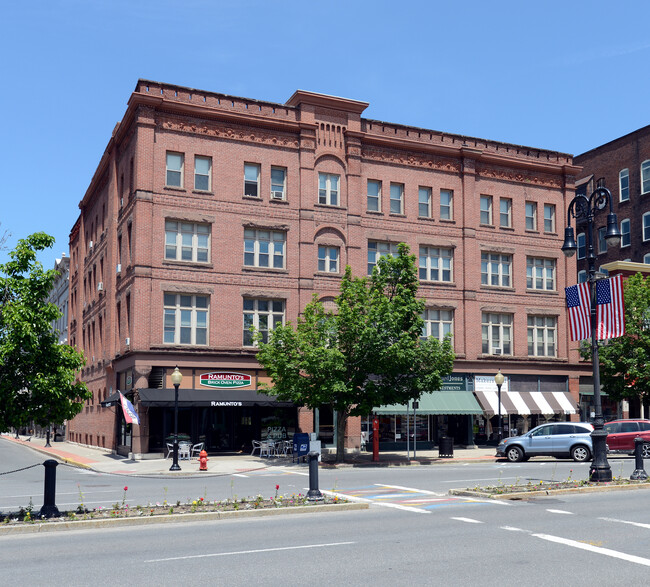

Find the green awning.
xmin=374 ymin=391 xmax=483 ymax=415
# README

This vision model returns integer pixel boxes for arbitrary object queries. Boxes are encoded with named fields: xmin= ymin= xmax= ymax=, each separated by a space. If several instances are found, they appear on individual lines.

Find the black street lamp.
xmin=494 ymin=370 xmax=505 ymax=442
xmin=561 ymin=186 xmax=621 ymax=482
xmin=169 ymin=366 xmax=183 ymax=471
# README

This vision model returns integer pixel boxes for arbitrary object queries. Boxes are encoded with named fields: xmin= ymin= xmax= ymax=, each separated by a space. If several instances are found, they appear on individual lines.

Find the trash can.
xmin=293 ymin=433 xmax=310 ymax=462
xmin=439 ymin=436 xmax=453 ymax=458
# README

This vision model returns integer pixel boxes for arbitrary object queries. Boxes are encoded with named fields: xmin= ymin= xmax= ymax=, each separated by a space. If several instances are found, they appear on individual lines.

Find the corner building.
xmin=68 ymin=80 xmax=588 ymax=457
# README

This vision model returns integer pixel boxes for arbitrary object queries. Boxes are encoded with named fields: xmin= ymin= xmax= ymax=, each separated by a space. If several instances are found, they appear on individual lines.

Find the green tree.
xmin=255 ymin=243 xmax=455 ymax=462
xmin=0 ymin=233 xmax=90 ymax=432
xmin=585 ymin=273 xmax=650 ymax=404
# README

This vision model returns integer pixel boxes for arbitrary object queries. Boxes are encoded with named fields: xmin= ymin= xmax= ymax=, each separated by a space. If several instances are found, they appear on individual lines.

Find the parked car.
xmin=603 ymin=419 xmax=650 ymax=457
xmin=496 ymin=422 xmax=594 ymax=462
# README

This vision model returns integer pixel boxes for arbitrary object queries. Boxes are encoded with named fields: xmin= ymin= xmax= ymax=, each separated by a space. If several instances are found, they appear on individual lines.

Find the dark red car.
xmin=604 ymin=419 xmax=650 ymax=457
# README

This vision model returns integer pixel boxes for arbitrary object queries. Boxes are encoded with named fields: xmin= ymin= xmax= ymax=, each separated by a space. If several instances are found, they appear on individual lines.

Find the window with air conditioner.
xmin=481 ymin=312 xmax=512 ymax=355
xmin=271 ymin=167 xmax=286 ymax=200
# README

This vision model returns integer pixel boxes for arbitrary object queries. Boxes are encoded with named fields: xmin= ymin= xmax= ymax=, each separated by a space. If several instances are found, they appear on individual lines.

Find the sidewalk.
xmin=2 ymin=433 xmax=499 ymax=476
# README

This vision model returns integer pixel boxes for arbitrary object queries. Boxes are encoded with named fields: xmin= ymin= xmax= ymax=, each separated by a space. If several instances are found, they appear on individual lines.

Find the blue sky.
xmin=2 ymin=0 xmax=650 ymax=270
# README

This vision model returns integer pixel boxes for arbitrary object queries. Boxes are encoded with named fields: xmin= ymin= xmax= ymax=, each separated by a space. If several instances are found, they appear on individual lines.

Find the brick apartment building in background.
xmin=67 ymin=80 xmax=590 ymax=458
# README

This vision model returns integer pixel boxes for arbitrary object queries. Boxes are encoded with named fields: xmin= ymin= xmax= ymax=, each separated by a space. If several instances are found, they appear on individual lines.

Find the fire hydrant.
xmin=198 ymin=449 xmax=208 ymax=471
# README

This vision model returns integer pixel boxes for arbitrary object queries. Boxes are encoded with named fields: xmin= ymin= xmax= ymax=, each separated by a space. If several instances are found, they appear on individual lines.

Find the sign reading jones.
xmin=200 ymin=372 xmax=252 ymax=389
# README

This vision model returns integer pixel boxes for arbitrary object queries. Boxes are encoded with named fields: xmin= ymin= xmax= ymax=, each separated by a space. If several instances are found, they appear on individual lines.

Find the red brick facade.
xmin=67 ymin=80 xmax=589 ymax=455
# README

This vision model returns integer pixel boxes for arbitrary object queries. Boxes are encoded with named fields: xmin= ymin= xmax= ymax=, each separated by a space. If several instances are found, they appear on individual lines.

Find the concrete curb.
xmin=449 ymin=482 xmax=650 ymax=500
xmin=0 ymin=502 xmax=368 ymax=535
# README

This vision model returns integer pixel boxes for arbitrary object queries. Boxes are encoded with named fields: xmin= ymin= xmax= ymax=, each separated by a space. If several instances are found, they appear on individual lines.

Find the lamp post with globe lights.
xmin=169 ymin=366 xmax=183 ymax=472
xmin=561 ymin=186 xmax=621 ymax=482
xmin=494 ymin=370 xmax=505 ymax=442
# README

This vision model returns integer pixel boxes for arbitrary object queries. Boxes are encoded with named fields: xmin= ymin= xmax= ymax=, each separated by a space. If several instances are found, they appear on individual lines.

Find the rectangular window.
xmin=500 ymin=198 xmax=512 ymax=228
xmin=418 ymin=186 xmax=431 ymax=217
xmin=166 ymin=152 xmax=183 ymax=187
xmin=271 ymin=167 xmax=287 ymax=200
xmin=480 ymin=195 xmax=493 ymax=225
xmin=527 ymin=316 xmax=557 ymax=357
xmin=525 ymin=201 xmax=537 ymax=230
xmin=543 ymin=204 xmax=555 ymax=233
xmin=481 ymin=252 xmax=511 ymax=287
xmin=244 ymin=229 xmax=285 ymax=268
xmin=194 ymin=156 xmax=211 ymax=191
xmin=368 ymin=241 xmax=398 ymax=275
xmin=163 ymin=293 xmax=208 ymax=345
xmin=643 ymin=212 xmax=650 ymax=241
xmin=244 ymin=163 xmax=260 ymax=197
xmin=440 ymin=189 xmax=453 ymax=220
xmin=243 ymin=298 xmax=285 ymax=346
xmin=318 ymin=245 xmax=339 ymax=273
xmin=598 ymin=226 xmax=607 ymax=253
xmin=390 ymin=183 xmax=404 ymax=214
xmin=481 ymin=313 xmax=512 ymax=355
xmin=578 ymin=270 xmax=588 ymax=283
xmin=367 ymin=180 xmax=381 ymax=212
xmin=642 ymin=161 xmax=650 ymax=194
xmin=526 ymin=257 xmax=556 ymax=291
xmin=419 ymin=246 xmax=453 ymax=282
xmin=319 ymin=173 xmax=339 ymax=206
xmin=165 ymin=221 xmax=210 ymax=263
xmin=619 ymin=168 xmax=629 ymax=202
xmin=621 ymin=219 xmax=631 ymax=247
xmin=577 ymin=232 xmax=586 ymax=259
xmin=421 ymin=309 xmax=453 ymax=342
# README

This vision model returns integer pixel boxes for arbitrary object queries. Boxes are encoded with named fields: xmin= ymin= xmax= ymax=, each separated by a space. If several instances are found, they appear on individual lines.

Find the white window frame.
xmin=526 ymin=257 xmax=556 ymax=291
xmin=642 ymin=160 xmax=650 ymax=194
xmin=194 ymin=156 xmax=211 ymax=191
xmin=480 ymin=195 xmax=493 ymax=225
xmin=243 ymin=298 xmax=285 ymax=346
xmin=619 ymin=168 xmax=629 ymax=202
xmin=543 ymin=204 xmax=555 ymax=233
xmin=500 ymin=198 xmax=512 ymax=228
xmin=319 ymin=172 xmax=339 ymax=206
xmin=421 ymin=309 xmax=453 ymax=342
xmin=163 ymin=293 xmax=208 ymax=346
xmin=440 ymin=189 xmax=453 ymax=220
xmin=527 ymin=315 xmax=557 ymax=357
xmin=318 ymin=245 xmax=339 ymax=273
xmin=481 ymin=312 xmax=512 ymax=355
xmin=577 ymin=232 xmax=586 ymax=259
xmin=166 ymin=152 xmax=183 ymax=188
xmin=621 ymin=218 xmax=631 ymax=247
xmin=165 ymin=221 xmax=210 ymax=263
xmin=367 ymin=180 xmax=381 ymax=212
xmin=244 ymin=229 xmax=286 ymax=269
xmin=643 ymin=212 xmax=650 ymax=241
xmin=368 ymin=241 xmax=398 ymax=275
xmin=390 ymin=183 xmax=404 ymax=214
xmin=271 ymin=166 xmax=287 ymax=200
xmin=419 ymin=246 xmax=453 ymax=282
xmin=525 ymin=201 xmax=537 ymax=231
xmin=644 ymin=253 xmax=650 ymax=264
xmin=481 ymin=252 xmax=511 ymax=287
xmin=418 ymin=186 xmax=431 ymax=218
xmin=578 ymin=270 xmax=587 ymax=283
xmin=244 ymin=163 xmax=260 ymax=197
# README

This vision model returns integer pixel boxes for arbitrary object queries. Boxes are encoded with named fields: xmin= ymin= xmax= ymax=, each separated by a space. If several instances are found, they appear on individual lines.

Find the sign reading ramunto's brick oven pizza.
xmin=200 ymin=372 xmax=252 ymax=389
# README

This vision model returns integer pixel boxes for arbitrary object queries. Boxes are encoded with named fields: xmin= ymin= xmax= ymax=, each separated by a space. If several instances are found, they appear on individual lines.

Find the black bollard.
xmin=630 ymin=436 xmax=648 ymax=481
xmin=39 ymin=460 xmax=61 ymax=518
xmin=306 ymin=451 xmax=323 ymax=501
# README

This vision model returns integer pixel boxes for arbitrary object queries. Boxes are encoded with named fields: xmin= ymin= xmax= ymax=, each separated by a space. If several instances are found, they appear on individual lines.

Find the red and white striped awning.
xmin=473 ymin=390 xmax=577 ymax=416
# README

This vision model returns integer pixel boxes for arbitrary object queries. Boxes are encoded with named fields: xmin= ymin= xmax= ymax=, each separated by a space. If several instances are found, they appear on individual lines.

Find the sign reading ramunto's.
xmin=200 ymin=372 xmax=252 ymax=389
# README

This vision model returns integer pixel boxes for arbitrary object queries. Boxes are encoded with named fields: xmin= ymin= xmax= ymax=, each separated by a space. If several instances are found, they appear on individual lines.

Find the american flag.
xmin=565 ymin=282 xmax=591 ymax=341
xmin=596 ymin=274 xmax=625 ymax=340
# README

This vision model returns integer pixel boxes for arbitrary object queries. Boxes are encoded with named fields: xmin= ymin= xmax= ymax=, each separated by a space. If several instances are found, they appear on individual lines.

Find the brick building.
xmin=67 ymin=80 xmax=588 ymax=457
xmin=573 ymin=125 xmax=650 ymax=281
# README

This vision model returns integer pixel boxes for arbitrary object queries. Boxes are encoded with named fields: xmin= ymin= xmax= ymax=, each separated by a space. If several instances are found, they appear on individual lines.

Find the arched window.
xmin=642 ymin=161 xmax=650 ymax=194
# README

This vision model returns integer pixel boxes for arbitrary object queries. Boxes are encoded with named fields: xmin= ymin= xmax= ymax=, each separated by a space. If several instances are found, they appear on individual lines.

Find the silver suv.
xmin=496 ymin=422 xmax=594 ymax=462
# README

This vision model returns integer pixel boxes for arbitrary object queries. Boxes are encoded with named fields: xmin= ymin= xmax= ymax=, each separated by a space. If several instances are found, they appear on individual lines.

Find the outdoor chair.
xmin=251 ymin=440 xmax=263 ymax=456
xmin=191 ymin=442 xmax=204 ymax=459
xmin=165 ymin=443 xmax=174 ymax=459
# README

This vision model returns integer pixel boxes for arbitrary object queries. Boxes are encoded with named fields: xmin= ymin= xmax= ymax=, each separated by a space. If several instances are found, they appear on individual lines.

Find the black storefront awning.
xmin=137 ymin=388 xmax=294 ymax=408
xmin=101 ymin=390 xmax=122 ymax=408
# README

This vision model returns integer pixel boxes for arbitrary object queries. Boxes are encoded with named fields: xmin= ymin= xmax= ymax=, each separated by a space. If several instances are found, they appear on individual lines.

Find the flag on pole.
xmin=119 ymin=391 xmax=140 ymax=425
xmin=596 ymin=274 xmax=625 ymax=340
xmin=565 ymin=281 xmax=591 ymax=341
